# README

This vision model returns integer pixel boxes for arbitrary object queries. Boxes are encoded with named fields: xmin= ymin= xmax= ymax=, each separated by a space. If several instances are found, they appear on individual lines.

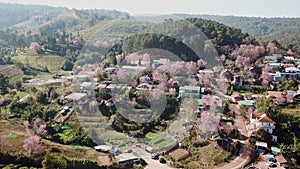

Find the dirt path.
xmin=214 ymin=104 xmax=252 ymax=169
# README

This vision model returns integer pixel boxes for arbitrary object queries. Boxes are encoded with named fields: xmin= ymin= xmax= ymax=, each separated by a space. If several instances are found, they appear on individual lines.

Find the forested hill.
xmin=134 ymin=14 xmax=300 ymax=47
xmin=0 ymin=3 xmax=130 ymax=29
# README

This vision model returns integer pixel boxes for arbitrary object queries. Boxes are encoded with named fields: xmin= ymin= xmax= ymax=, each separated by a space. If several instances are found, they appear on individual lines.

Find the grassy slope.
xmin=81 ymin=19 xmax=152 ymax=42
xmin=0 ymin=120 xmax=112 ymax=167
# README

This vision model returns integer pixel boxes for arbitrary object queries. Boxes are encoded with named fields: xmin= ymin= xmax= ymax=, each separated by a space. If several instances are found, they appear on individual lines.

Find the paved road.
xmin=214 ymin=104 xmax=251 ymax=169
xmin=121 ymin=146 xmax=175 ymax=169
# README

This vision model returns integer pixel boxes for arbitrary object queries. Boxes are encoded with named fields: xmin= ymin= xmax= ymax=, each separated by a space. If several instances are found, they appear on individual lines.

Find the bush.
xmin=42 ymin=153 xmax=106 ymax=169
xmin=42 ymin=153 xmax=67 ymax=169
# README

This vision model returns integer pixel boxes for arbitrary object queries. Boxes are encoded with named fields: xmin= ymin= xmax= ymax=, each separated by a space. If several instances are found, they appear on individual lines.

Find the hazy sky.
xmin=0 ymin=0 xmax=299 ymax=17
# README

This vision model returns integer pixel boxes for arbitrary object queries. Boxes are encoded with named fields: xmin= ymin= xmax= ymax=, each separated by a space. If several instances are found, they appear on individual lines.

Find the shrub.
xmin=42 ymin=153 xmax=67 ymax=169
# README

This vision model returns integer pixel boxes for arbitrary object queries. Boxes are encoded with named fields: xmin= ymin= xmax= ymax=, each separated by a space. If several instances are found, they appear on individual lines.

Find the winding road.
xmin=214 ymin=104 xmax=252 ymax=169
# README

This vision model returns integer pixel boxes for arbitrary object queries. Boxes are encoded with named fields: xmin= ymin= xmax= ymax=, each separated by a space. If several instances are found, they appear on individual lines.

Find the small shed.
xmin=255 ymin=141 xmax=268 ymax=149
xmin=271 ymin=146 xmax=280 ymax=155
xmin=94 ymin=145 xmax=113 ymax=153
xmin=169 ymin=149 xmax=190 ymax=161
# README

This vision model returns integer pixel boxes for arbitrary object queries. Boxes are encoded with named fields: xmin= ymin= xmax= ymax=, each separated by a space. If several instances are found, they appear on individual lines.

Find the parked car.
xmin=151 ymin=153 xmax=159 ymax=160
xmin=159 ymin=158 xmax=166 ymax=164
xmin=125 ymin=149 xmax=133 ymax=153
xmin=266 ymin=161 xmax=277 ymax=167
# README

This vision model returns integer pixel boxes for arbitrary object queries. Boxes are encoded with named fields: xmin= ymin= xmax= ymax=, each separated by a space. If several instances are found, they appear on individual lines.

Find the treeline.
xmin=174 ymin=14 xmax=300 ymax=49
xmin=0 ymin=3 xmax=67 ymax=28
xmin=136 ymin=14 xmax=300 ymax=51
xmin=0 ymin=3 xmax=130 ymax=29
xmin=120 ymin=18 xmax=247 ymax=61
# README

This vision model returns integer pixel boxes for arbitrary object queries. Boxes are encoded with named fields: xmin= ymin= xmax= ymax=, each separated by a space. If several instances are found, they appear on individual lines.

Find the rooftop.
xmin=276 ymin=155 xmax=291 ymax=164
xmin=179 ymin=86 xmax=201 ymax=91
xmin=255 ymin=141 xmax=268 ymax=148
xmin=65 ymin=93 xmax=87 ymax=101
xmin=115 ymin=153 xmax=140 ymax=162
xmin=238 ymin=100 xmax=255 ymax=106
xmin=169 ymin=149 xmax=190 ymax=161
xmin=252 ymin=112 xmax=275 ymax=124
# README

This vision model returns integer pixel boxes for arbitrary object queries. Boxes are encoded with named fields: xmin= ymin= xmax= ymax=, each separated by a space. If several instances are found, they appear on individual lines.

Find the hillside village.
xmin=0 ymin=3 xmax=300 ymax=169
xmin=2 ymin=49 xmax=299 ymax=169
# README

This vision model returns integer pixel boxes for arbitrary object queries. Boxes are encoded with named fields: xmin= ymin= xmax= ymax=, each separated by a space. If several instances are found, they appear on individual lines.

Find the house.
xmin=270 ymin=72 xmax=298 ymax=82
xmin=232 ymin=75 xmax=244 ymax=88
xmin=198 ymin=69 xmax=214 ymax=75
xmin=121 ymin=65 xmax=147 ymax=73
xmin=179 ymin=86 xmax=201 ymax=99
xmin=104 ymin=67 xmax=117 ymax=74
xmin=264 ymin=54 xmax=283 ymax=63
xmin=80 ymin=82 xmax=93 ymax=90
xmin=284 ymin=56 xmax=295 ymax=61
xmin=238 ymin=100 xmax=255 ymax=106
xmin=283 ymin=64 xmax=295 ymax=68
xmin=267 ymin=91 xmax=289 ymax=105
xmin=115 ymin=153 xmax=143 ymax=169
xmin=129 ymin=60 xmax=150 ymax=66
xmin=169 ymin=149 xmax=190 ymax=161
xmin=136 ymin=83 xmax=152 ymax=90
xmin=268 ymin=63 xmax=283 ymax=69
xmin=94 ymin=145 xmax=114 ymax=153
xmin=285 ymin=67 xmax=300 ymax=73
xmin=276 ymin=155 xmax=291 ymax=168
xmin=255 ymin=141 xmax=268 ymax=150
xmin=250 ymin=112 xmax=276 ymax=135
xmin=65 ymin=93 xmax=87 ymax=103
xmin=231 ymin=93 xmax=244 ymax=103
xmin=221 ymin=70 xmax=234 ymax=82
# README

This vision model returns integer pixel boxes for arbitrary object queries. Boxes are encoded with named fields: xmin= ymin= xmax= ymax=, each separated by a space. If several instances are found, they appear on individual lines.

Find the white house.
xmin=179 ymin=86 xmax=201 ymax=99
xmin=250 ymin=112 xmax=276 ymax=134
xmin=285 ymin=67 xmax=300 ymax=73
xmin=270 ymin=72 xmax=298 ymax=82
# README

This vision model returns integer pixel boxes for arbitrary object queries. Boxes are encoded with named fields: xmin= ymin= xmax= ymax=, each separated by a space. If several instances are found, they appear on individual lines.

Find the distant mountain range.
xmin=0 ymin=3 xmax=129 ymax=31
xmin=1 ymin=3 xmax=300 ymax=47
xmin=134 ymin=14 xmax=300 ymax=46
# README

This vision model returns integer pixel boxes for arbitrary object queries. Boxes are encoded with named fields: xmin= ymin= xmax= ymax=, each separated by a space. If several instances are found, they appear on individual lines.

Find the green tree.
xmin=0 ymin=74 xmax=10 ymax=95
xmin=36 ymin=91 xmax=47 ymax=104
xmin=42 ymin=153 xmax=67 ymax=169
xmin=61 ymin=60 xmax=74 ymax=71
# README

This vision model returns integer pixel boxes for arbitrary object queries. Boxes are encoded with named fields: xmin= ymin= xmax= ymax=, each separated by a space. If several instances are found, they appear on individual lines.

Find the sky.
xmin=0 ymin=0 xmax=299 ymax=18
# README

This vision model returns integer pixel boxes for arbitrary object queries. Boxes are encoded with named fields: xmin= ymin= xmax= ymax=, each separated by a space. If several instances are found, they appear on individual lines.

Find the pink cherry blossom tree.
xmin=197 ymin=59 xmax=207 ymax=69
xmin=115 ymin=54 xmax=124 ymax=65
xmin=198 ymin=111 xmax=220 ymax=140
xmin=198 ymin=73 xmax=212 ymax=87
xmin=32 ymin=118 xmax=47 ymax=137
xmin=202 ymin=95 xmax=212 ymax=106
xmin=220 ymin=55 xmax=226 ymax=63
xmin=23 ymin=136 xmax=44 ymax=155
xmin=116 ymin=69 xmax=131 ymax=83
xmin=151 ymin=69 xmax=169 ymax=91
xmin=72 ymin=36 xmax=83 ymax=46
xmin=232 ymin=44 xmax=260 ymax=60
xmin=235 ymin=55 xmax=244 ymax=68
xmin=30 ymin=42 xmax=41 ymax=50
xmin=185 ymin=61 xmax=198 ymax=74
xmin=36 ymin=124 xmax=47 ymax=137
xmin=267 ymin=42 xmax=278 ymax=54
xmin=235 ymin=55 xmax=251 ymax=69
xmin=169 ymin=61 xmax=185 ymax=75
xmin=243 ymin=57 xmax=251 ymax=68
xmin=260 ymin=65 xmax=272 ymax=86
xmin=94 ymin=40 xmax=110 ymax=48
xmin=287 ymin=49 xmax=294 ymax=56
xmin=225 ymin=59 xmax=234 ymax=67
